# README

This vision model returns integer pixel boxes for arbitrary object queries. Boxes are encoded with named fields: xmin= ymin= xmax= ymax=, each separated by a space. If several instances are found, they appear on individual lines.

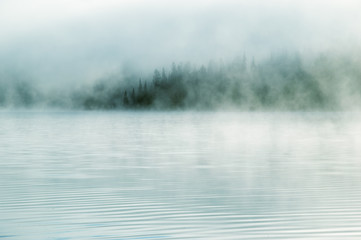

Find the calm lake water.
xmin=1 ymin=111 xmax=361 ymax=239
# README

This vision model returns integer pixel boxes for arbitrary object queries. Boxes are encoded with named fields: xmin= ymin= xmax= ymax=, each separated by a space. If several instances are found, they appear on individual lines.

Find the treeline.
xmin=0 ymin=80 xmax=40 ymax=108
xmin=1 ymin=52 xmax=361 ymax=110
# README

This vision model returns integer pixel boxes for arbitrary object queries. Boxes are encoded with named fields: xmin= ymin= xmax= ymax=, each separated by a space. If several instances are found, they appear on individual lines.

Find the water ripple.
xmin=1 ymin=111 xmax=361 ymax=239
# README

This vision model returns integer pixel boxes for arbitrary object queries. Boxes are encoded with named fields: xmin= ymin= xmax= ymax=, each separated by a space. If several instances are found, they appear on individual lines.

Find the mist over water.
xmin=1 ymin=111 xmax=361 ymax=239
xmin=1 ymin=1 xmax=361 ymax=239
xmin=1 ymin=52 xmax=361 ymax=110
xmin=1 ymin=0 xmax=361 ymax=94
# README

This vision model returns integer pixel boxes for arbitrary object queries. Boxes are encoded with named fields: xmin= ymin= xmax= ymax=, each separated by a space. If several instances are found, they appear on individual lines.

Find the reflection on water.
xmin=0 ymin=111 xmax=361 ymax=239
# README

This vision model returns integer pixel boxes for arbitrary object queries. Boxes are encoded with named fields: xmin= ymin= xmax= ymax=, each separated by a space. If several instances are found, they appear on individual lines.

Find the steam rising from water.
xmin=0 ymin=0 xmax=360 ymax=110
xmin=1 ymin=52 xmax=361 ymax=110
xmin=1 ymin=111 xmax=361 ymax=239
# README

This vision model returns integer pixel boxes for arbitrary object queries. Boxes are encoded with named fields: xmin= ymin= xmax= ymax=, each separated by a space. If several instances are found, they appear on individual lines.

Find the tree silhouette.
xmin=153 ymin=69 xmax=161 ymax=87
xmin=123 ymin=90 xmax=129 ymax=106
xmin=131 ymin=88 xmax=136 ymax=104
xmin=138 ymin=78 xmax=143 ymax=93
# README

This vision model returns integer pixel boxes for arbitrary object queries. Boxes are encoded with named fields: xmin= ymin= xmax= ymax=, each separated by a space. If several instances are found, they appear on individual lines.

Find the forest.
xmin=1 ymin=52 xmax=361 ymax=110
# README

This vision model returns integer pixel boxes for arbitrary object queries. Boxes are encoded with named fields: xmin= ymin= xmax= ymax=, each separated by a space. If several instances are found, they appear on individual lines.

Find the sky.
xmin=0 ymin=0 xmax=360 ymax=85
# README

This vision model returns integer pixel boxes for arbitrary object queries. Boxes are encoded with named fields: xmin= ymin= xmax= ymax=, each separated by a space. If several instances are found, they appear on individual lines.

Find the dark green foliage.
xmin=0 ymin=79 xmax=40 ymax=107
xmin=81 ymin=82 xmax=123 ymax=109
xmin=1 ymin=52 xmax=360 ymax=110
xmin=123 ymin=90 xmax=129 ymax=106
xmin=77 ymin=53 xmax=354 ymax=111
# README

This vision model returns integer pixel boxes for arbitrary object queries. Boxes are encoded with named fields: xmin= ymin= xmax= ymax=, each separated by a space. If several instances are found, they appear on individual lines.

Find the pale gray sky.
xmin=1 ymin=0 xmax=360 ymax=85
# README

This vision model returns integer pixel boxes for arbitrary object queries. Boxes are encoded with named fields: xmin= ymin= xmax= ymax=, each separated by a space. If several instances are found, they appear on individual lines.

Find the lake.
xmin=0 ymin=111 xmax=361 ymax=239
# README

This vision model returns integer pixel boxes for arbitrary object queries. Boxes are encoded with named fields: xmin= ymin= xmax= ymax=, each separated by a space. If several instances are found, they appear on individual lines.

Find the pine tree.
xmin=153 ymin=69 xmax=161 ymax=87
xmin=123 ymin=90 xmax=129 ymax=105
xmin=131 ymin=88 xmax=136 ymax=104
xmin=138 ymin=78 xmax=143 ymax=93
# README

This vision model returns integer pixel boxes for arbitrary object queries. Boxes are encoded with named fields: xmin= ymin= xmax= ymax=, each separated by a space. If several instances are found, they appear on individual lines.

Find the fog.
xmin=0 ymin=0 xmax=361 ymax=109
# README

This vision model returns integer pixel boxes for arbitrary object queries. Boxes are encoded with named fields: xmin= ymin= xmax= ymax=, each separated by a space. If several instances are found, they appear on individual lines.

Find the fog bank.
xmin=0 ymin=0 xmax=360 ymax=86
xmin=1 ymin=52 xmax=361 ymax=111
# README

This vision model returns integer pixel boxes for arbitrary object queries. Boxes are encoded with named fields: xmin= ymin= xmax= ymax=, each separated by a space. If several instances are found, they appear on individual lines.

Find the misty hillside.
xmin=1 ymin=52 xmax=361 ymax=111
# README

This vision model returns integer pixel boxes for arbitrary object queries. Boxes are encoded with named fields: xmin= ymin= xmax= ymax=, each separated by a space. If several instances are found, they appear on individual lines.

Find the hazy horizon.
xmin=1 ymin=3 xmax=361 ymax=238
xmin=1 ymin=0 xmax=361 ymax=86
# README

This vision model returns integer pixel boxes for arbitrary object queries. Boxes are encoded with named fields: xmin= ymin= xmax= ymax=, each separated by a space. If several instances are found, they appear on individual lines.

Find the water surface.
xmin=1 ymin=111 xmax=361 ymax=239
